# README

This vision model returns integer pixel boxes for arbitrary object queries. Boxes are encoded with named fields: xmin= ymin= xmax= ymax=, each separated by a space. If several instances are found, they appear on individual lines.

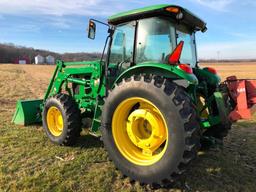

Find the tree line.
xmin=1 ymin=43 xmax=255 ymax=64
xmin=0 ymin=43 xmax=101 ymax=64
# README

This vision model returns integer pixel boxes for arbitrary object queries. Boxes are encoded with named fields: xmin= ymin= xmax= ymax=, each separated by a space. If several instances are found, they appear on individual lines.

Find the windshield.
xmin=135 ymin=17 xmax=197 ymax=67
xmin=136 ymin=17 xmax=176 ymax=64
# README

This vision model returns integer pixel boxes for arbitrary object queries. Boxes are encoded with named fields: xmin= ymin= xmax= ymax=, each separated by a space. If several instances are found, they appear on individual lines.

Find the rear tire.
xmin=101 ymin=75 xmax=200 ymax=185
xmin=43 ymin=94 xmax=81 ymax=146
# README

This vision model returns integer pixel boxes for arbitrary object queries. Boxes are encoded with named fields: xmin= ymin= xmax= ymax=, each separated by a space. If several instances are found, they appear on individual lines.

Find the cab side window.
xmin=109 ymin=22 xmax=135 ymax=71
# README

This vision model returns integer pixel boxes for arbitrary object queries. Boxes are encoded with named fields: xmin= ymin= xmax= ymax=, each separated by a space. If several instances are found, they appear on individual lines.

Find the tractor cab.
xmin=89 ymin=5 xmax=206 ymax=76
xmin=109 ymin=17 xmax=198 ymax=70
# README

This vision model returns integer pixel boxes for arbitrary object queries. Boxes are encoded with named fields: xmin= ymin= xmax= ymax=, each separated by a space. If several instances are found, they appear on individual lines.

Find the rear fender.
xmin=112 ymin=63 xmax=198 ymax=87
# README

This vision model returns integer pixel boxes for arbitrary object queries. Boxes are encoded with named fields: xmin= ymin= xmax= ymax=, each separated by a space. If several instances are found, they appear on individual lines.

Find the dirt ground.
xmin=0 ymin=63 xmax=255 ymax=192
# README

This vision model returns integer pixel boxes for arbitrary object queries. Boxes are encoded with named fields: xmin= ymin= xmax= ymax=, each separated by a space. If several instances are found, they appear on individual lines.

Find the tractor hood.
xmin=108 ymin=4 xmax=207 ymax=32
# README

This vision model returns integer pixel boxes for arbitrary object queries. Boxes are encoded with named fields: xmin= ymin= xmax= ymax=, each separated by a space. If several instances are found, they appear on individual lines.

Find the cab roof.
xmin=108 ymin=4 xmax=207 ymax=32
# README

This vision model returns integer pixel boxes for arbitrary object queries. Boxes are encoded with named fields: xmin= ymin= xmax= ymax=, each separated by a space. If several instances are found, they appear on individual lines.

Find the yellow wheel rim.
xmin=112 ymin=97 xmax=168 ymax=166
xmin=47 ymin=106 xmax=64 ymax=137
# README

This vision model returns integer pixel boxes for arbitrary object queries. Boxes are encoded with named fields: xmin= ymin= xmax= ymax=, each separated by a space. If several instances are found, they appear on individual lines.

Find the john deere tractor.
xmin=13 ymin=4 xmax=243 ymax=184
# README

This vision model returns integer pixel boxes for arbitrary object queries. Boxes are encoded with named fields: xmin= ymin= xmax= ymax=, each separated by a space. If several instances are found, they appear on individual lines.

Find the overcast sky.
xmin=0 ymin=0 xmax=256 ymax=59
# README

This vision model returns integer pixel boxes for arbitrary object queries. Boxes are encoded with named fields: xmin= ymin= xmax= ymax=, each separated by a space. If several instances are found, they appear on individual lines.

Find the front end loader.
xmin=12 ymin=4 xmax=256 ymax=185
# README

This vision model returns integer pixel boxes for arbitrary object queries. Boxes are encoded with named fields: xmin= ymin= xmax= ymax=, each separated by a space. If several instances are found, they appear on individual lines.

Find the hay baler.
xmin=13 ymin=4 xmax=256 ymax=185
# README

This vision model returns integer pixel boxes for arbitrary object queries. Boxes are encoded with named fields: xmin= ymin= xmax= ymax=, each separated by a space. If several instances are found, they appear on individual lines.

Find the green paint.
xmin=194 ymin=67 xmax=221 ymax=86
xmin=108 ymin=4 xmax=204 ymax=24
xmin=201 ymin=121 xmax=211 ymax=128
xmin=12 ymin=99 xmax=43 ymax=126
xmin=214 ymin=92 xmax=229 ymax=125
xmin=113 ymin=62 xmax=198 ymax=87
xmin=108 ymin=4 xmax=169 ymax=21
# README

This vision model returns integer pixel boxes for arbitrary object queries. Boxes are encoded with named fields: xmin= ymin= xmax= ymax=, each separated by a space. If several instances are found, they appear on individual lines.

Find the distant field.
xmin=0 ymin=63 xmax=255 ymax=191
xmin=201 ymin=62 xmax=256 ymax=79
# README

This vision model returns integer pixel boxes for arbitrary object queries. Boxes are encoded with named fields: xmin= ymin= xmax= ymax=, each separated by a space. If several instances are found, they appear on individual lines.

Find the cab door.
xmin=108 ymin=22 xmax=136 ymax=82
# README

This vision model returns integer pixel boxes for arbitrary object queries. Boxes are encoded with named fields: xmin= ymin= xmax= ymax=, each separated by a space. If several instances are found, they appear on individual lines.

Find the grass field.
xmin=0 ymin=63 xmax=256 ymax=192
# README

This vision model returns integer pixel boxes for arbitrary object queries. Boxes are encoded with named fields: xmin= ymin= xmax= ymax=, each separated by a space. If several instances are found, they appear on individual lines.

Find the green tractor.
xmin=13 ymin=4 xmax=232 ymax=184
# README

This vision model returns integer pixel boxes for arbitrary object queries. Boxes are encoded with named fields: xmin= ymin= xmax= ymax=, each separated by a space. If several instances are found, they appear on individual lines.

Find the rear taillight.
xmin=205 ymin=67 xmax=217 ymax=74
xmin=179 ymin=64 xmax=193 ymax=74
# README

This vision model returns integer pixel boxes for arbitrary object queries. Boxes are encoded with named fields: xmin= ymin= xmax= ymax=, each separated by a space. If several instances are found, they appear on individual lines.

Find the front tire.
xmin=42 ymin=94 xmax=81 ymax=146
xmin=101 ymin=75 xmax=200 ymax=185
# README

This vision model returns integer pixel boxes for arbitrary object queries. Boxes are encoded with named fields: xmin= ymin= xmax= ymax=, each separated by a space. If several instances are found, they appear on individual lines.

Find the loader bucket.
xmin=12 ymin=99 xmax=43 ymax=126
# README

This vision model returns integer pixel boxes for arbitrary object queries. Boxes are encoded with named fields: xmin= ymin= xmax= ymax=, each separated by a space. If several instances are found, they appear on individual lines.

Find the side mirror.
xmin=88 ymin=20 xmax=96 ymax=39
xmin=202 ymin=26 xmax=208 ymax=33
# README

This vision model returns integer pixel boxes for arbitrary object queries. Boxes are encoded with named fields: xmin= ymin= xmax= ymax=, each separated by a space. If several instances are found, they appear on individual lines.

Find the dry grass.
xmin=0 ymin=63 xmax=256 ymax=192
xmin=201 ymin=62 xmax=256 ymax=79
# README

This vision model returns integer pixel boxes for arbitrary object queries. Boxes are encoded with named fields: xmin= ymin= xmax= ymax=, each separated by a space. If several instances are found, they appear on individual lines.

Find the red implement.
xmin=225 ymin=76 xmax=256 ymax=122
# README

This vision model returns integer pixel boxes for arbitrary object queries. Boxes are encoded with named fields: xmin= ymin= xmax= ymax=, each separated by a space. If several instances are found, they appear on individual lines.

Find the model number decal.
xmin=237 ymin=88 xmax=246 ymax=93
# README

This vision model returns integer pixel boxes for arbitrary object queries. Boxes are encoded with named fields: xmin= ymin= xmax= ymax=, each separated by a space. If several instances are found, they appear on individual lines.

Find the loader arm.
xmin=43 ymin=60 xmax=105 ymax=109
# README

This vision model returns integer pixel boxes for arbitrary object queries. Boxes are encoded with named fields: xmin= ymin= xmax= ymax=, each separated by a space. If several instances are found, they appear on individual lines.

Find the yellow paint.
xmin=112 ymin=97 xmax=168 ymax=166
xmin=47 ymin=106 xmax=64 ymax=136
